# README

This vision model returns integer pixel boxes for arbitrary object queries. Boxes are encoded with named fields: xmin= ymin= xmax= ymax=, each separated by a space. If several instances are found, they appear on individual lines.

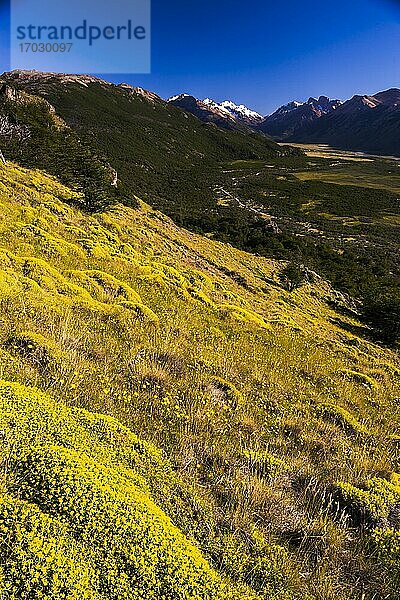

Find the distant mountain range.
xmin=2 ymin=69 xmax=400 ymax=164
xmin=280 ymin=89 xmax=400 ymax=156
xmin=0 ymin=69 xmax=294 ymax=220
xmin=167 ymin=94 xmax=262 ymax=130
xmin=257 ymin=96 xmax=342 ymax=138
xmin=168 ymin=88 xmax=400 ymax=156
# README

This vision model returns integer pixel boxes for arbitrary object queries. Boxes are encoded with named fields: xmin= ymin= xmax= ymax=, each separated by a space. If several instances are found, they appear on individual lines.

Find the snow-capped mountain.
xmin=167 ymin=94 xmax=242 ymax=130
xmin=167 ymin=94 xmax=260 ymax=131
xmin=203 ymin=98 xmax=263 ymax=125
xmin=168 ymin=93 xmax=191 ymax=103
xmin=168 ymin=94 xmax=263 ymax=129
xmin=274 ymin=101 xmax=304 ymax=115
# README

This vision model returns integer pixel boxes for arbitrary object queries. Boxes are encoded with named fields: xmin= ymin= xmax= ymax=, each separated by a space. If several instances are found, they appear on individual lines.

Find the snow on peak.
xmin=168 ymin=94 xmax=262 ymax=123
xmin=275 ymin=100 xmax=304 ymax=115
xmin=168 ymin=93 xmax=191 ymax=102
xmin=220 ymin=100 xmax=263 ymax=121
xmin=203 ymin=98 xmax=263 ymax=123
xmin=203 ymin=97 xmax=225 ymax=110
xmin=272 ymin=96 xmax=342 ymax=117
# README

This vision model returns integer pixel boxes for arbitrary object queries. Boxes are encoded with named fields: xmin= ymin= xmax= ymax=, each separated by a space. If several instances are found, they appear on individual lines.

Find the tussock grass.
xmin=0 ymin=161 xmax=399 ymax=597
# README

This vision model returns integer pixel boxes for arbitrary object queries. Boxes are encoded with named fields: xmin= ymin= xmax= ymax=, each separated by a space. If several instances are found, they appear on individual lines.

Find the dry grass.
xmin=0 ymin=161 xmax=400 ymax=598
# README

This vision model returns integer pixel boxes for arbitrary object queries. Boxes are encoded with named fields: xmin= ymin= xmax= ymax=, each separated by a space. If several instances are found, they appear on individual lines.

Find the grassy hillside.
xmin=1 ymin=161 xmax=400 ymax=598
xmin=2 ymin=72 xmax=400 ymax=346
xmin=0 ymin=84 xmax=119 ymax=211
xmin=0 ymin=71 xmax=295 ymax=224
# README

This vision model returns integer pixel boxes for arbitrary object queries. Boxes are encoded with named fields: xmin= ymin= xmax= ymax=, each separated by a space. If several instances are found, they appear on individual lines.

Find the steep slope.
xmin=168 ymin=94 xmax=241 ymax=129
xmin=258 ymin=96 xmax=342 ymax=139
xmin=0 ymin=70 xmax=292 ymax=221
xmin=284 ymin=89 xmax=400 ymax=156
xmin=0 ymin=82 xmax=118 ymax=210
xmin=1 ymin=161 xmax=400 ymax=598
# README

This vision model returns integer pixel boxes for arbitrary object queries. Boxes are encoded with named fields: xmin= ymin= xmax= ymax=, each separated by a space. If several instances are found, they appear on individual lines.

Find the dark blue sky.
xmin=1 ymin=0 xmax=399 ymax=114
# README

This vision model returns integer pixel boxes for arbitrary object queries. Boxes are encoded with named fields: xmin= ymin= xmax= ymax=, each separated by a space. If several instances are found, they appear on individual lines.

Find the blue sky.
xmin=0 ymin=0 xmax=399 ymax=114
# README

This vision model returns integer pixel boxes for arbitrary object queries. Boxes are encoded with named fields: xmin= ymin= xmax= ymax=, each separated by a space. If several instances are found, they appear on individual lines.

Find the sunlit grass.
xmin=0 ymin=161 xmax=400 ymax=598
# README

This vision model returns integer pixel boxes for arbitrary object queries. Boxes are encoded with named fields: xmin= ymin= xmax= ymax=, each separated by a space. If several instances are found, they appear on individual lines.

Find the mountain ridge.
xmin=167 ymin=85 xmax=400 ymax=156
xmin=258 ymin=95 xmax=342 ymax=139
xmin=282 ymin=89 xmax=400 ymax=155
xmin=0 ymin=69 xmax=294 ymax=219
xmin=9 ymin=70 xmax=399 ymax=155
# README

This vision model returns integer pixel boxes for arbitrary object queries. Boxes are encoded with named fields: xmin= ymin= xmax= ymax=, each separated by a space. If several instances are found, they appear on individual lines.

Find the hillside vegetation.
xmin=0 ymin=71 xmax=293 ymax=222
xmin=1 ymin=162 xmax=400 ymax=598
xmin=2 ymin=72 xmax=400 ymax=347
xmin=0 ymin=83 xmax=119 ymax=211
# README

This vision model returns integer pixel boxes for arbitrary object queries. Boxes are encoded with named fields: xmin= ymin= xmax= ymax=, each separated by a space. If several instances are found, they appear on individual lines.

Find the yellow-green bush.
xmin=118 ymin=299 xmax=160 ymax=325
xmin=209 ymin=532 xmax=308 ymax=600
xmin=339 ymin=369 xmax=379 ymax=392
xmin=334 ymin=475 xmax=400 ymax=525
xmin=316 ymin=403 xmax=370 ymax=438
xmin=372 ymin=527 xmax=400 ymax=565
xmin=0 ymin=495 xmax=101 ymax=600
xmin=242 ymin=450 xmax=288 ymax=479
xmin=219 ymin=303 xmax=270 ymax=329
xmin=0 ymin=380 xmax=238 ymax=599
xmin=0 ymin=269 xmax=22 ymax=299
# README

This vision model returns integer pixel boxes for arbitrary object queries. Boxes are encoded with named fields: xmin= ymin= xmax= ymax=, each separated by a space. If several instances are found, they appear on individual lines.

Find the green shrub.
xmin=278 ymin=263 xmax=307 ymax=293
